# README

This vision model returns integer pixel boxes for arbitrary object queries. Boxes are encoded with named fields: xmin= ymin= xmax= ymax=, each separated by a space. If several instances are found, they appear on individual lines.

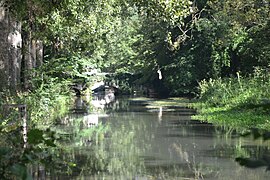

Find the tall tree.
xmin=0 ymin=4 xmax=22 ymax=92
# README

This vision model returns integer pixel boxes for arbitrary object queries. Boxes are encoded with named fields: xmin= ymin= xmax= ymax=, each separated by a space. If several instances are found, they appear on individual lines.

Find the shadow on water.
xmin=31 ymin=96 xmax=270 ymax=179
xmin=234 ymin=128 xmax=270 ymax=171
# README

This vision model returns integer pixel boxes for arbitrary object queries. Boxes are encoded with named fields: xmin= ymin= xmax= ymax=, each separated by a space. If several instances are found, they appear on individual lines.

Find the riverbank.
xmin=0 ymin=81 xmax=74 ymax=179
xmin=190 ymin=70 xmax=270 ymax=131
xmin=191 ymin=103 xmax=270 ymax=130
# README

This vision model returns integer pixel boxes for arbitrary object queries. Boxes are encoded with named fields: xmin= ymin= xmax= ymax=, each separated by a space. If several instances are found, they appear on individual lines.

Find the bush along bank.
xmin=0 ymin=79 xmax=73 ymax=179
xmin=191 ymin=68 xmax=270 ymax=130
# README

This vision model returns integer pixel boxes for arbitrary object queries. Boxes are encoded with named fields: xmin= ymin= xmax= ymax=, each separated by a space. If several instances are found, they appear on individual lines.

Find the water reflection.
xmin=158 ymin=107 xmax=163 ymax=122
xmin=37 ymin=96 xmax=270 ymax=179
xmin=91 ymin=90 xmax=116 ymax=110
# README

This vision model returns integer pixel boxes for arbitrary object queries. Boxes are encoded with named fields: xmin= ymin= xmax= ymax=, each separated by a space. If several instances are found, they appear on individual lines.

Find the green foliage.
xmin=0 ymin=127 xmax=62 ymax=179
xmin=206 ymin=0 xmax=270 ymax=75
xmin=159 ymin=0 xmax=269 ymax=96
xmin=2 ymin=0 xmax=269 ymax=97
xmin=133 ymin=0 xmax=194 ymax=26
xmin=0 ymin=79 xmax=73 ymax=177
xmin=237 ymin=22 xmax=270 ymax=74
xmin=2 ymin=0 xmax=270 ymax=146
xmin=26 ymin=87 xmax=71 ymax=126
xmin=193 ymin=68 xmax=270 ymax=130
xmin=7 ymin=0 xmax=197 ymax=97
xmin=198 ymin=68 xmax=270 ymax=108
xmin=99 ymin=8 xmax=142 ymax=72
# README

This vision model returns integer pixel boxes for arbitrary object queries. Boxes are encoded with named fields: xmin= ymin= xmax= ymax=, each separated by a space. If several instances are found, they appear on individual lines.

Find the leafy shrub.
xmin=198 ymin=68 xmax=270 ymax=109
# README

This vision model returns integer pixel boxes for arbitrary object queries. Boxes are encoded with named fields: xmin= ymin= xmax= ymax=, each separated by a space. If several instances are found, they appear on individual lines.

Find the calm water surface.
xmin=39 ymin=96 xmax=270 ymax=179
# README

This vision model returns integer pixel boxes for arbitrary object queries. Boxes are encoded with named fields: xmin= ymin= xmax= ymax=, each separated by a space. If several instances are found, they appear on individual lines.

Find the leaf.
xmin=27 ymin=129 xmax=44 ymax=145
xmin=10 ymin=164 xmax=29 ymax=180
xmin=44 ymin=139 xmax=56 ymax=147
xmin=24 ymin=154 xmax=34 ymax=162
xmin=0 ymin=147 xmax=10 ymax=158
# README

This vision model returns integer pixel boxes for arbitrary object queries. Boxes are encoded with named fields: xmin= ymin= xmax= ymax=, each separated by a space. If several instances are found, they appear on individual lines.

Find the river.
xmin=32 ymin=96 xmax=270 ymax=179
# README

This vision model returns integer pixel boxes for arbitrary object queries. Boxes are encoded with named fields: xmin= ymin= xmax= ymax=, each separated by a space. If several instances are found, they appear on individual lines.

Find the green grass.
xmin=191 ymin=69 xmax=270 ymax=131
xmin=191 ymin=104 xmax=270 ymax=130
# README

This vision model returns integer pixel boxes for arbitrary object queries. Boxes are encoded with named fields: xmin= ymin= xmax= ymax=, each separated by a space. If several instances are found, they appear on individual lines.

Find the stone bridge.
xmin=71 ymin=71 xmax=119 ymax=96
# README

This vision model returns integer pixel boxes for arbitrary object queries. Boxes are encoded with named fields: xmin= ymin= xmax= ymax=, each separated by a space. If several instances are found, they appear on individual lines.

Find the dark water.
xmin=35 ymin=96 xmax=270 ymax=179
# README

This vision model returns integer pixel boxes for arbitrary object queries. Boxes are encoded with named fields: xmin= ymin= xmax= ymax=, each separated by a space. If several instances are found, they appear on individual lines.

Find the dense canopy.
xmin=0 ymin=0 xmax=269 ymax=95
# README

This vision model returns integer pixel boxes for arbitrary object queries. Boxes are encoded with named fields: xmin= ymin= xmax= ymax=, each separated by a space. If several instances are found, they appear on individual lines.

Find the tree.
xmin=0 ymin=4 xmax=22 ymax=92
xmin=0 ymin=0 xmax=59 ymax=91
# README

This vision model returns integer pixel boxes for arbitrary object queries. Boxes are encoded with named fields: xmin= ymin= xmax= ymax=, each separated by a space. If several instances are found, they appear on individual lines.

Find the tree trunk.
xmin=36 ymin=40 xmax=43 ymax=67
xmin=22 ymin=37 xmax=43 ymax=89
xmin=0 ymin=7 xmax=22 ymax=92
xmin=23 ymin=36 xmax=36 ymax=89
xmin=0 ymin=4 xmax=43 ymax=92
xmin=22 ymin=0 xmax=43 ymax=90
